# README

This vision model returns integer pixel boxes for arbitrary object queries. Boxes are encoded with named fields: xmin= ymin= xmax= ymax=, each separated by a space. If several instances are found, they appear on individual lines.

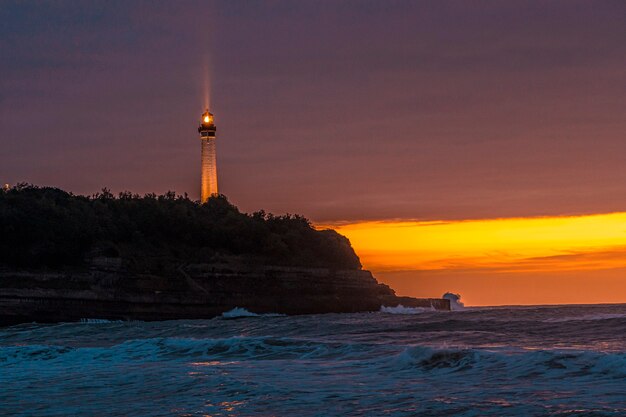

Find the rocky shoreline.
xmin=0 ymin=262 xmax=449 ymax=326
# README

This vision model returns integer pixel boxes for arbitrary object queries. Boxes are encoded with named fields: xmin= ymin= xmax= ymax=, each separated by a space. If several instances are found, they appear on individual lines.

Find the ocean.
xmin=1 ymin=303 xmax=625 ymax=416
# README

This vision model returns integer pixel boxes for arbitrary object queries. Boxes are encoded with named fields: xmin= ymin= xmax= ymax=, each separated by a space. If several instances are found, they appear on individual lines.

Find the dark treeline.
xmin=0 ymin=184 xmax=361 ymax=270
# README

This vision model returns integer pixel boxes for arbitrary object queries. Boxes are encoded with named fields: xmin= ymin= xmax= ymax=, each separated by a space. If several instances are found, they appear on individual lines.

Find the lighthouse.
xmin=198 ymin=109 xmax=218 ymax=202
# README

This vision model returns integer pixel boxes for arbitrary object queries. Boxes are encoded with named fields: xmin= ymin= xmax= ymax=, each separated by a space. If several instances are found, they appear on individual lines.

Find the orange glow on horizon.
xmin=320 ymin=212 xmax=626 ymax=306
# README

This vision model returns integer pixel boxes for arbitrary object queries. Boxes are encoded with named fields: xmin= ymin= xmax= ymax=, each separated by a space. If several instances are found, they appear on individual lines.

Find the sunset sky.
xmin=2 ymin=1 xmax=625 ymax=305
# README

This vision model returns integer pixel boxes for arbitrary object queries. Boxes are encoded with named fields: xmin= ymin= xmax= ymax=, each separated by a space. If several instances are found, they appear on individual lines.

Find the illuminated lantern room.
xmin=198 ymin=109 xmax=216 ymax=137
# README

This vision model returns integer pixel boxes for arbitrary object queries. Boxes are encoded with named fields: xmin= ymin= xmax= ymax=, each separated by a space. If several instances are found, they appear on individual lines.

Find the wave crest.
xmin=221 ymin=307 xmax=284 ymax=319
xmin=0 ymin=337 xmax=370 ymax=365
xmin=394 ymin=346 xmax=626 ymax=378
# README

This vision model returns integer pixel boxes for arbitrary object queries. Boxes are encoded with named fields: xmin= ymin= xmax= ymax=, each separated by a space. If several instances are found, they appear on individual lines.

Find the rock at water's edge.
xmin=0 ymin=264 xmax=450 ymax=325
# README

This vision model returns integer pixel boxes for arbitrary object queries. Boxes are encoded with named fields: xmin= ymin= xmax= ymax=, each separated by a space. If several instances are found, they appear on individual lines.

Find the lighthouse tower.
xmin=198 ymin=109 xmax=218 ymax=202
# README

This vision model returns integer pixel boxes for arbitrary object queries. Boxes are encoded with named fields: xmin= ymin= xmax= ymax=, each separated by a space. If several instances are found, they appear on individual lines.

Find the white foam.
xmin=221 ymin=307 xmax=259 ymax=318
xmin=380 ymin=305 xmax=434 ymax=315
xmin=79 ymin=318 xmax=122 ymax=324
xmin=221 ymin=307 xmax=284 ymax=319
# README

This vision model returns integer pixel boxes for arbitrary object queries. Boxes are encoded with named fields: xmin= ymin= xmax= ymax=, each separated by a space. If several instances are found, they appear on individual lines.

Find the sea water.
xmin=1 ymin=304 xmax=625 ymax=416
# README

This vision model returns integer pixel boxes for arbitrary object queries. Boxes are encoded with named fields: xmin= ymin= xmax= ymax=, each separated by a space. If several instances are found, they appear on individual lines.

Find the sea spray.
xmin=443 ymin=292 xmax=465 ymax=310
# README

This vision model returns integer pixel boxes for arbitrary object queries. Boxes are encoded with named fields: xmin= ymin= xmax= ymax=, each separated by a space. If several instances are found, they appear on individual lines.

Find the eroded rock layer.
xmin=0 ymin=263 xmax=449 ymax=325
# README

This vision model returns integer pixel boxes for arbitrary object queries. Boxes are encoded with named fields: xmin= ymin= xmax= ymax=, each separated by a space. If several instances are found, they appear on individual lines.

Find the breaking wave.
xmin=394 ymin=345 xmax=626 ymax=379
xmin=0 ymin=337 xmax=373 ymax=365
xmin=222 ymin=307 xmax=260 ymax=318
xmin=380 ymin=305 xmax=434 ymax=314
xmin=443 ymin=292 xmax=465 ymax=310
xmin=79 ymin=318 xmax=123 ymax=324
xmin=221 ymin=307 xmax=284 ymax=319
xmin=3 ymin=338 xmax=624 ymax=384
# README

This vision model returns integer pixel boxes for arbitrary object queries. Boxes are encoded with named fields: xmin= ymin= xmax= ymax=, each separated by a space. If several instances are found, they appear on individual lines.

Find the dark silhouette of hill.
xmin=0 ymin=184 xmax=361 ymax=271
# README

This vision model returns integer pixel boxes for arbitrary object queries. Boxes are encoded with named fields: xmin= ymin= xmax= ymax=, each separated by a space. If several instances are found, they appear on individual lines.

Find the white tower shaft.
xmin=201 ymin=137 xmax=218 ymax=201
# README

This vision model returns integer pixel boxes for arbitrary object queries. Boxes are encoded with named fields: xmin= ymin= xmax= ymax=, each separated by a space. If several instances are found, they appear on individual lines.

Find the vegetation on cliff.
xmin=0 ymin=184 xmax=361 ymax=271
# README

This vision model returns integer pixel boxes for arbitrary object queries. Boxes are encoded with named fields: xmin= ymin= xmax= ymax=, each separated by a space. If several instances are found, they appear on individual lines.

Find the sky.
xmin=2 ymin=1 xmax=626 ymax=305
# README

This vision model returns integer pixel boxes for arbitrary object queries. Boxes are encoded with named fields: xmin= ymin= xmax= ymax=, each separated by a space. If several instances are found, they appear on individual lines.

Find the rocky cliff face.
xmin=0 ymin=262 xmax=449 ymax=325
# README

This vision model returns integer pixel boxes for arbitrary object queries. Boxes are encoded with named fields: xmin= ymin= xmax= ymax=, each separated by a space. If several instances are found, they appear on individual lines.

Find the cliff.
xmin=0 ymin=263 xmax=449 ymax=325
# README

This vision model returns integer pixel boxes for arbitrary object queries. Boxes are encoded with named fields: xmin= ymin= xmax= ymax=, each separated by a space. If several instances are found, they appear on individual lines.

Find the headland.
xmin=0 ymin=184 xmax=449 ymax=325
